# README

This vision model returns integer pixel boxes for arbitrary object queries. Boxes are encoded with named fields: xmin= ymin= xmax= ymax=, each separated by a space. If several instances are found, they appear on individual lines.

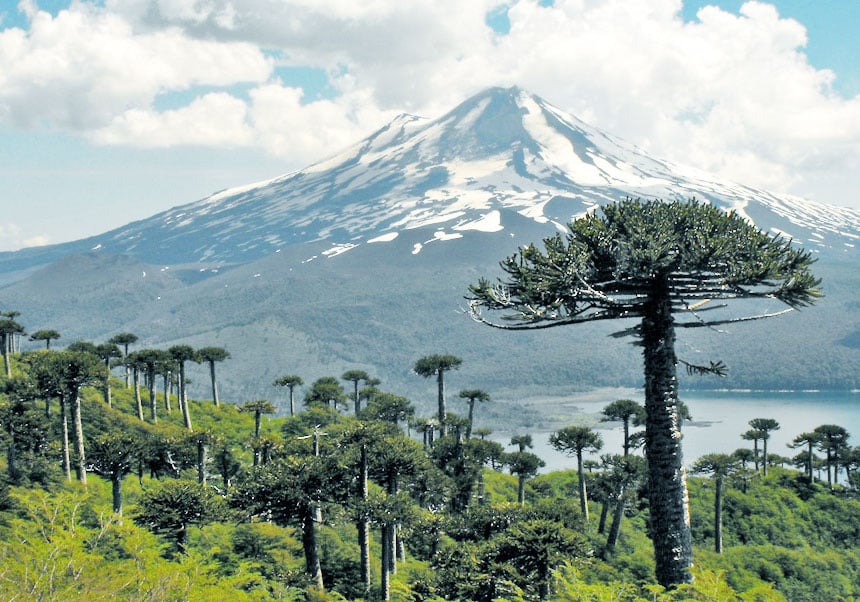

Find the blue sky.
xmin=1 ymin=0 xmax=859 ymax=251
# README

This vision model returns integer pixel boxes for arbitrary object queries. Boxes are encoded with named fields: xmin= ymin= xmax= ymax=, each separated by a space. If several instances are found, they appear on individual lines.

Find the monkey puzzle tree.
xmin=549 ymin=425 xmax=603 ymax=520
xmin=504 ymin=450 xmax=545 ymax=505
xmin=108 ymin=332 xmax=138 ymax=388
xmin=692 ymin=453 xmax=738 ymax=554
xmin=468 ymin=198 xmax=820 ymax=587
xmin=0 ymin=318 xmax=25 ymax=377
xmin=232 ymin=455 xmax=349 ymax=591
xmin=273 ymin=374 xmax=303 ymax=416
xmin=88 ymin=432 xmax=136 ymax=515
xmin=169 ymin=345 xmax=199 ymax=431
xmin=748 ymin=418 xmax=780 ymax=476
xmin=197 ymin=346 xmax=230 ymax=406
xmin=29 ymin=329 xmax=60 ymax=350
xmin=94 ymin=343 xmax=121 ymax=408
xmin=240 ymin=399 xmax=276 ymax=439
xmin=342 ymin=369 xmax=371 ymax=416
xmin=601 ymin=399 xmax=646 ymax=457
xmin=304 ymin=376 xmax=347 ymax=411
xmin=414 ymin=354 xmax=462 ymax=437
xmin=814 ymin=424 xmax=850 ymax=488
xmin=789 ymin=431 xmax=821 ymax=482
xmin=458 ymin=389 xmax=490 ymax=439
xmin=741 ymin=429 xmax=764 ymax=472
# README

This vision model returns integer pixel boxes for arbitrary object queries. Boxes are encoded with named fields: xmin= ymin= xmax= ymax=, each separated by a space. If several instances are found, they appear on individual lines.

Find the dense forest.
xmin=0 ymin=316 xmax=859 ymax=601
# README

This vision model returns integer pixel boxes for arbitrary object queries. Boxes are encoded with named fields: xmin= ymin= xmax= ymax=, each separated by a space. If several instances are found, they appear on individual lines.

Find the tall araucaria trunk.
xmin=714 ymin=475 xmax=723 ymax=554
xmin=641 ymin=281 xmax=693 ymax=587
xmin=149 ymin=375 xmax=158 ymax=423
xmin=133 ymin=368 xmax=144 ymax=421
xmin=606 ymin=486 xmax=625 ymax=553
xmin=163 ymin=373 xmax=171 ymax=413
xmin=302 ymin=506 xmax=324 ymax=590
xmin=179 ymin=362 xmax=193 ymax=431
xmin=71 ymin=392 xmax=87 ymax=485
xmin=59 ymin=394 xmax=71 ymax=481
xmin=2 ymin=334 xmax=11 ymax=378
xmin=577 ymin=450 xmax=589 ymax=520
xmin=112 ymin=472 xmax=123 ymax=515
xmin=436 ymin=370 xmax=447 ymax=437
xmin=209 ymin=361 xmax=220 ymax=406
xmin=358 ymin=443 xmax=371 ymax=596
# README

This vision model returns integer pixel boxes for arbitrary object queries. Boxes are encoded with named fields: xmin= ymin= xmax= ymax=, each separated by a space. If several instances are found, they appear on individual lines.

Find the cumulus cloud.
xmin=3 ymin=0 xmax=860 ymax=206
xmin=0 ymin=222 xmax=50 ymax=252
xmin=0 ymin=2 xmax=272 ymax=129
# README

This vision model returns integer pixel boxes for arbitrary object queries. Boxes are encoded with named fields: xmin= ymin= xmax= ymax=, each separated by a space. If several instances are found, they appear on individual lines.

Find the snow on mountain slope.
xmin=1 ymin=86 xmax=858 ymax=276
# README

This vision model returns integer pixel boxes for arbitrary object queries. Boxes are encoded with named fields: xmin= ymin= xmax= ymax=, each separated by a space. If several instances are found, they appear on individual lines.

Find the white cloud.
xmin=3 ymin=0 xmax=860 ymax=207
xmin=0 ymin=2 xmax=272 ymax=129
xmin=0 ymin=222 xmax=50 ymax=252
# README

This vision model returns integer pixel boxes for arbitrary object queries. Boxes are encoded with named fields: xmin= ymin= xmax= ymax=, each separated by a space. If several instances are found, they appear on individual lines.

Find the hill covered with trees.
xmin=1 ymin=329 xmax=859 ymax=601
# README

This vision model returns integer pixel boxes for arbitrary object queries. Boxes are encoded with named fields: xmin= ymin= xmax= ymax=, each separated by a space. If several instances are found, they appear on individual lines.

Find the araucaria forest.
xmin=2 ymin=199 xmax=859 ymax=601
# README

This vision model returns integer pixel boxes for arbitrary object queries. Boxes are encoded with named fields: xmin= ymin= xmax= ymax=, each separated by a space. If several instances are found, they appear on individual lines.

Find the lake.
xmin=493 ymin=389 xmax=860 ymax=475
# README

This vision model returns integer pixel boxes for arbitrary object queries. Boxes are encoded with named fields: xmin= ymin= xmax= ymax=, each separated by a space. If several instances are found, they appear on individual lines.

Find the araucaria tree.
xmin=748 ymin=418 xmax=780 ymax=476
xmin=273 ymin=374 xmax=303 ymax=416
xmin=197 ymin=346 xmax=230 ymax=406
xmin=414 ymin=355 xmax=462 ymax=438
xmin=549 ymin=425 xmax=603 ymax=520
xmin=109 ymin=332 xmax=138 ymax=388
xmin=468 ymin=198 xmax=820 ymax=587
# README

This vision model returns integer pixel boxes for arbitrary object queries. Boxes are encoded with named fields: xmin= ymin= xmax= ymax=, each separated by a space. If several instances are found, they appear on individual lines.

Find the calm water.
xmin=496 ymin=389 xmax=860 ymax=474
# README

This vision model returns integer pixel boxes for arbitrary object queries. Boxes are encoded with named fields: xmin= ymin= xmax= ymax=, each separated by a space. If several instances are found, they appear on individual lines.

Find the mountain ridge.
xmin=2 ymin=86 xmax=858 ymax=408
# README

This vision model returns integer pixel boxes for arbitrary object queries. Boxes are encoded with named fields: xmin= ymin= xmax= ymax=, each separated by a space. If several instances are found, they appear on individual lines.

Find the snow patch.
xmin=322 ymin=243 xmax=358 ymax=257
xmin=433 ymin=230 xmax=463 ymax=241
xmin=412 ymin=243 xmax=423 ymax=255
xmin=368 ymin=232 xmax=399 ymax=243
xmin=454 ymin=210 xmax=503 ymax=232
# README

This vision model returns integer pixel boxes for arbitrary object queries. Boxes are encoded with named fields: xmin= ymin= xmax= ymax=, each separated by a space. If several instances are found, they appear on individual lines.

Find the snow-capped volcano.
xmin=2 ymin=86 xmax=859 ymax=401
xmin=3 ymin=86 xmax=857 ymax=278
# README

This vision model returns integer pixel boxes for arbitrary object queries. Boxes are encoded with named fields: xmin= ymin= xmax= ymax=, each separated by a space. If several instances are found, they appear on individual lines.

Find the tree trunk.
xmin=353 ymin=381 xmax=361 ymax=416
xmin=466 ymin=400 xmax=475 ymax=440
xmin=358 ymin=443 xmax=371 ymax=596
xmin=598 ymin=501 xmax=609 ymax=534
xmin=753 ymin=439 xmax=760 ymax=472
xmin=437 ymin=370 xmax=446 ymax=437
xmin=59 ymin=394 xmax=71 ymax=481
xmin=577 ymin=450 xmax=589 ymax=520
xmin=289 ymin=387 xmax=296 ymax=417
xmin=517 ymin=474 xmax=526 ymax=505
xmin=254 ymin=411 xmax=262 ymax=439
xmin=606 ymin=487 xmax=625 ymax=553
xmin=179 ymin=363 xmax=193 ymax=431
xmin=71 ymin=392 xmax=87 ymax=486
xmin=209 ymin=361 xmax=219 ymax=406
xmin=641 ymin=283 xmax=692 ymax=588
xmin=123 ymin=345 xmax=131 ymax=388
xmin=302 ymin=507 xmax=324 ymax=590
xmin=714 ymin=476 xmax=723 ymax=554
xmin=623 ymin=420 xmax=630 ymax=457
xmin=380 ymin=525 xmax=391 ymax=601
xmin=163 ymin=373 xmax=171 ymax=413
xmin=112 ymin=472 xmax=123 ymax=515
xmin=149 ymin=374 xmax=158 ymax=423
xmin=133 ymin=368 xmax=144 ymax=421
xmin=762 ymin=437 xmax=769 ymax=476
xmin=103 ymin=360 xmax=112 ymax=408
xmin=2 ymin=334 xmax=10 ymax=378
